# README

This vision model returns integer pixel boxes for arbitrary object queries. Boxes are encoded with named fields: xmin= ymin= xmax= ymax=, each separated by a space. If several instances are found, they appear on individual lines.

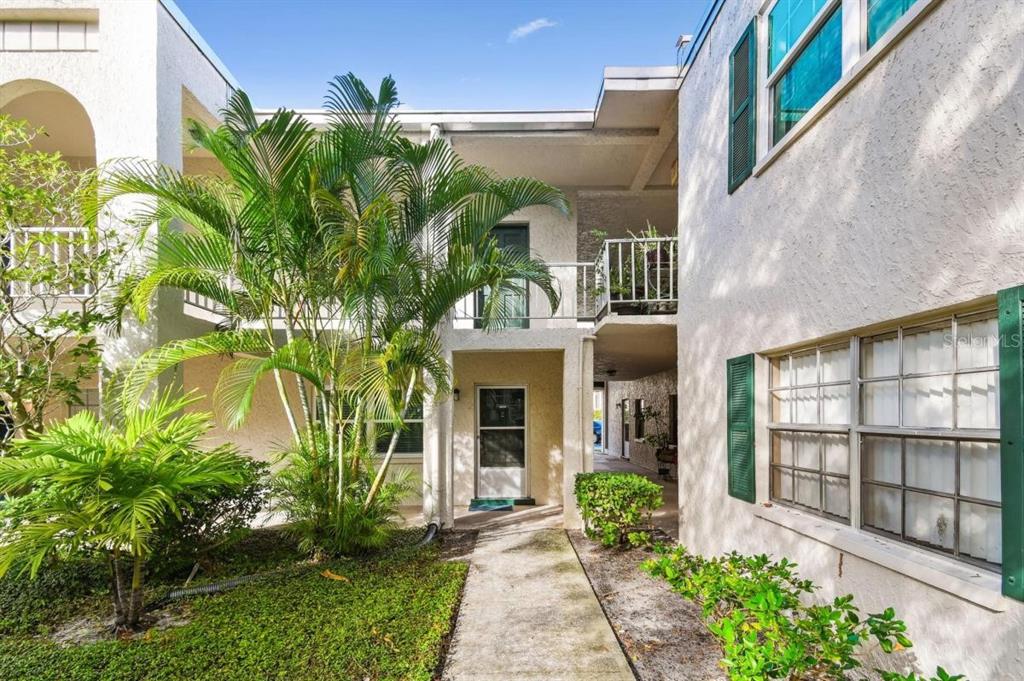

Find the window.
xmin=867 ymin=0 xmax=918 ymax=47
xmin=771 ymin=5 xmax=843 ymax=144
xmin=768 ymin=0 xmax=829 ymax=71
xmin=767 ymin=310 xmax=1003 ymax=571
xmin=474 ymin=224 xmax=529 ymax=329
xmin=770 ymin=343 xmax=851 ymax=519
xmin=68 ymin=388 xmax=101 ymax=418
xmin=373 ymin=401 xmax=424 ymax=457
xmin=634 ymin=398 xmax=645 ymax=440
xmin=859 ymin=312 xmax=1001 ymax=569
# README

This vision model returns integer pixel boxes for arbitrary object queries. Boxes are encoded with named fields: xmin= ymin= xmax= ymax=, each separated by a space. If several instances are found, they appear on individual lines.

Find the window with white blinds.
xmin=768 ymin=310 xmax=1002 ymax=571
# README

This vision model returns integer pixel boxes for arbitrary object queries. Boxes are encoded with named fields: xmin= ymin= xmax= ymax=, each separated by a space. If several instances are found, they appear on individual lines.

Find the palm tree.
xmin=0 ymin=390 xmax=248 ymax=631
xmin=100 ymin=74 xmax=568 ymax=551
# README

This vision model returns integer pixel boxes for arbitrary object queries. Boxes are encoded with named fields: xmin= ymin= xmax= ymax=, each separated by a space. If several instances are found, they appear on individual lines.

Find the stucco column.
xmin=562 ymin=337 xmax=594 ymax=528
xmin=422 ymin=350 xmax=454 ymax=527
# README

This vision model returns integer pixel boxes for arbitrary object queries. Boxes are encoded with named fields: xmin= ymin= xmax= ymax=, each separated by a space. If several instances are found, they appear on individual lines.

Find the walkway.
xmin=442 ymin=511 xmax=634 ymax=681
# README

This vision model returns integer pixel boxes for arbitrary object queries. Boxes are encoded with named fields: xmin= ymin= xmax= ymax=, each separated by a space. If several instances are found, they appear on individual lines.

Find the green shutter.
xmin=999 ymin=284 xmax=1024 ymax=601
xmin=728 ymin=20 xmax=757 ymax=194
xmin=727 ymin=353 xmax=755 ymax=502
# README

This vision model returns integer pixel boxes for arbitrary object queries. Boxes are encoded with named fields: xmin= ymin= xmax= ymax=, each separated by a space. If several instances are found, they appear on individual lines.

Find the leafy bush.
xmin=272 ymin=430 xmax=413 ymax=557
xmin=881 ymin=669 xmax=965 ymax=681
xmin=0 ymin=555 xmax=108 ymax=636
xmin=574 ymin=472 xmax=662 ymax=547
xmin=0 ymin=545 xmax=467 ymax=681
xmin=150 ymin=458 xmax=270 ymax=578
xmin=643 ymin=545 xmax=965 ymax=681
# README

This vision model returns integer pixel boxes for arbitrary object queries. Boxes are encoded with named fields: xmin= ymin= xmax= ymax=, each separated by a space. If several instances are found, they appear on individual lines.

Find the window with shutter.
xmin=728 ymin=20 xmax=757 ymax=194
xmin=998 ymin=284 xmax=1024 ymax=601
xmin=727 ymin=354 xmax=756 ymax=502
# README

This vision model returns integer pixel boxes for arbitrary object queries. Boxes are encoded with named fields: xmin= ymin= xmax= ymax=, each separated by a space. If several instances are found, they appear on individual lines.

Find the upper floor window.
xmin=867 ymin=0 xmax=919 ymax=47
xmin=768 ymin=0 xmax=830 ymax=71
xmin=68 ymin=388 xmax=101 ymax=418
xmin=770 ymin=4 xmax=843 ymax=144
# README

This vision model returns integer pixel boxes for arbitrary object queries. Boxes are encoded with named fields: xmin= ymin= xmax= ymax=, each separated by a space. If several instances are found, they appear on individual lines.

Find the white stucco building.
xmin=2 ymin=0 xmax=1021 ymax=676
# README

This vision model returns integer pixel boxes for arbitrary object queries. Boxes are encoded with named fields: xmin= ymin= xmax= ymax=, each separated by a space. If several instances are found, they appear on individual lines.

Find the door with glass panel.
xmin=476 ymin=387 xmax=528 ymax=499
xmin=474 ymin=225 xmax=529 ymax=329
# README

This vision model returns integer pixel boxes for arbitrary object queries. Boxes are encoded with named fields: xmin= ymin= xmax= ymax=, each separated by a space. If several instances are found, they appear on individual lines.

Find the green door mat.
xmin=468 ymin=498 xmax=514 ymax=512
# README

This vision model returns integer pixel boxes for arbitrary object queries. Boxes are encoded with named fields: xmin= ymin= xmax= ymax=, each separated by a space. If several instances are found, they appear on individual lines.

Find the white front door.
xmin=476 ymin=386 xmax=527 ymax=499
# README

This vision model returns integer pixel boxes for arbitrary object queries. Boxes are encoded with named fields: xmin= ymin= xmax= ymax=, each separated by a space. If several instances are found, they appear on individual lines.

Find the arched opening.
xmin=0 ymin=79 xmax=96 ymax=169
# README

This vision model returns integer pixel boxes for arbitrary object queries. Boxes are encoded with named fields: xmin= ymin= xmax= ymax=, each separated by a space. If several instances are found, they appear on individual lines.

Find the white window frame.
xmin=754 ymin=0 xmax=943 ymax=168
xmin=766 ymin=308 xmax=1002 ymax=573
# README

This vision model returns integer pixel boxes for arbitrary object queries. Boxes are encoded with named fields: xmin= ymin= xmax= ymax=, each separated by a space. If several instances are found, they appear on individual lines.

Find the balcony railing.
xmin=4 ymin=226 xmax=95 ymax=298
xmin=451 ymin=236 xmax=678 ymax=328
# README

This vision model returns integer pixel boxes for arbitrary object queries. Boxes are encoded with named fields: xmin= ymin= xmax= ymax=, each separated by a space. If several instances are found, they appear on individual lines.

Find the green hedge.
xmin=574 ymin=472 xmax=662 ymax=547
xmin=0 ymin=533 xmax=467 ymax=681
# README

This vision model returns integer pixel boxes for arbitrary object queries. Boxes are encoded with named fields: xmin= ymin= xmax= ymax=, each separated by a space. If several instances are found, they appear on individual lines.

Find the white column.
xmin=562 ymin=337 xmax=594 ymax=529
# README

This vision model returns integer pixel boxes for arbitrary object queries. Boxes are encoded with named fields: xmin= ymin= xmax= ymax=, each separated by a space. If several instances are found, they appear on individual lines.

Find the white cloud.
xmin=507 ymin=18 xmax=557 ymax=43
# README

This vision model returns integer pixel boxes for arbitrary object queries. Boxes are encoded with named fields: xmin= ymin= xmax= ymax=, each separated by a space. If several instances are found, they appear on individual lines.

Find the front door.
xmin=477 ymin=386 xmax=527 ymax=499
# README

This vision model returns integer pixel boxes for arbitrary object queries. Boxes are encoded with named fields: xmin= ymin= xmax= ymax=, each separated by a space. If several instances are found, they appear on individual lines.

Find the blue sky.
xmin=175 ymin=0 xmax=710 ymax=111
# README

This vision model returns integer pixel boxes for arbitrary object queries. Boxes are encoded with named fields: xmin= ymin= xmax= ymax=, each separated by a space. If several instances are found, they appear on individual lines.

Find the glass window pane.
xmin=905 ymin=491 xmax=954 ymax=551
xmin=479 ymin=388 xmax=526 ymax=427
xmin=793 ymin=431 xmax=820 ymax=469
xmin=772 ymin=467 xmax=794 ymax=501
xmin=820 ymin=345 xmax=849 ymax=382
xmin=957 ymin=315 xmax=999 ymax=369
xmin=862 ymin=333 xmax=899 ymax=378
xmin=772 ymin=389 xmax=794 ymax=422
xmin=769 ymin=0 xmax=829 ymax=71
xmin=794 ymin=387 xmax=818 ymax=424
xmin=902 ymin=375 xmax=953 ymax=428
xmin=862 ymin=379 xmax=899 ymax=426
xmin=867 ymin=0 xmax=916 ymax=48
xmin=795 ymin=470 xmax=821 ymax=509
xmin=956 ymin=370 xmax=999 ymax=429
xmin=824 ymin=476 xmax=849 ymax=519
xmin=863 ymin=436 xmax=901 ymax=484
xmin=479 ymin=430 xmax=526 ymax=468
xmin=823 ymin=434 xmax=848 ymax=474
xmin=959 ymin=501 xmax=1002 ymax=565
xmin=793 ymin=351 xmax=817 ymax=385
xmin=821 ymin=384 xmax=849 ymax=424
xmin=863 ymin=483 xmax=901 ymax=534
xmin=772 ymin=431 xmax=795 ymax=466
xmin=772 ymin=7 xmax=842 ymax=144
xmin=903 ymin=324 xmax=953 ymax=374
xmin=960 ymin=441 xmax=1001 ymax=502
xmin=904 ymin=439 xmax=955 ymax=494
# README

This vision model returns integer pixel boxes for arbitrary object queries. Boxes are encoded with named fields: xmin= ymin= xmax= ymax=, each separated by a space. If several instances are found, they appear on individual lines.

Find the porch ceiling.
xmin=593 ymin=319 xmax=676 ymax=381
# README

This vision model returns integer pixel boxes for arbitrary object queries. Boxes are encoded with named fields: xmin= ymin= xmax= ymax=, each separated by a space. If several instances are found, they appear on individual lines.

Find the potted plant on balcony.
xmin=639 ymin=404 xmax=676 ymax=480
xmin=603 ymin=224 xmax=674 ymax=315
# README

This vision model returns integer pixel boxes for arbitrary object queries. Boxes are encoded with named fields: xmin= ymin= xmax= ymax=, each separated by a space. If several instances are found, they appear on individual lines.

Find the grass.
xmin=0 ymin=529 xmax=468 ymax=681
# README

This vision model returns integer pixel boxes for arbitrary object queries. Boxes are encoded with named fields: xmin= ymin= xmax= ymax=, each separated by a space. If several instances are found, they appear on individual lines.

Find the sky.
xmin=174 ymin=0 xmax=711 ymax=111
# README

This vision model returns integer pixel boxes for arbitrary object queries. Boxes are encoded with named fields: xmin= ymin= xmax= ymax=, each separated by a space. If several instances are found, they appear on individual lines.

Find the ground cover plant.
xmin=575 ymin=471 xmax=663 ymax=547
xmin=0 ymin=528 xmax=468 ymax=681
xmin=643 ymin=545 xmax=964 ymax=681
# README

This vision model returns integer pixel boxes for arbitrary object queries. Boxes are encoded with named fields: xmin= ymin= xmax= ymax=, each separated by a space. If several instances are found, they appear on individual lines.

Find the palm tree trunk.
xmin=110 ymin=551 xmax=127 ymax=628
xmin=272 ymin=367 xmax=301 ymax=440
xmin=127 ymin=555 xmax=145 ymax=629
xmin=364 ymin=371 xmax=418 ymax=508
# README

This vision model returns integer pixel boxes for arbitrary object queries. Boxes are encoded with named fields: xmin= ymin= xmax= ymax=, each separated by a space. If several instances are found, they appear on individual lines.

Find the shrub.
xmin=150 ymin=458 xmax=271 ymax=578
xmin=574 ymin=472 xmax=662 ymax=547
xmin=643 ymin=545 xmax=965 ymax=681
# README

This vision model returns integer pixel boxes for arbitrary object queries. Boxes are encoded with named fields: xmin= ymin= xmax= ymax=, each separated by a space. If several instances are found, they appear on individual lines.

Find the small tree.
xmin=0 ymin=115 xmax=127 ymax=442
xmin=0 ymin=390 xmax=250 ymax=631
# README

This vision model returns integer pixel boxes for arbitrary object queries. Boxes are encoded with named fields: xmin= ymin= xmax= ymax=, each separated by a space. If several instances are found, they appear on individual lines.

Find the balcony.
xmin=4 ymin=226 xmax=96 ymax=299
xmin=452 ymin=236 xmax=678 ymax=329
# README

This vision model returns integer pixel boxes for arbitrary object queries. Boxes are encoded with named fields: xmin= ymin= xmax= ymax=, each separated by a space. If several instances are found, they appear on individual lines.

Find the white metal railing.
xmin=5 ymin=226 xmax=95 ymax=298
xmin=596 ymin=236 xmax=678 ymax=316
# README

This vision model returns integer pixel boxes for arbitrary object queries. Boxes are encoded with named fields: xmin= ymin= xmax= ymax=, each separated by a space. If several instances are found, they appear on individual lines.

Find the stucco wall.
xmin=674 ymin=0 xmax=1024 ymax=676
xmin=450 ymin=350 xmax=564 ymax=506
xmin=606 ymin=367 xmax=677 ymax=472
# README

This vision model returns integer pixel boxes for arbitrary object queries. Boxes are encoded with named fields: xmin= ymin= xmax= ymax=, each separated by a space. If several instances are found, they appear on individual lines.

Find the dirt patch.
xmin=50 ymin=602 xmax=193 ymax=646
xmin=439 ymin=529 xmax=477 ymax=562
xmin=569 ymin=530 xmax=725 ymax=681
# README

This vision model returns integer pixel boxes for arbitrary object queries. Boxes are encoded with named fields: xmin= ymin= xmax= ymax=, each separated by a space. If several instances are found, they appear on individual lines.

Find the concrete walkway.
xmin=442 ymin=520 xmax=635 ymax=680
